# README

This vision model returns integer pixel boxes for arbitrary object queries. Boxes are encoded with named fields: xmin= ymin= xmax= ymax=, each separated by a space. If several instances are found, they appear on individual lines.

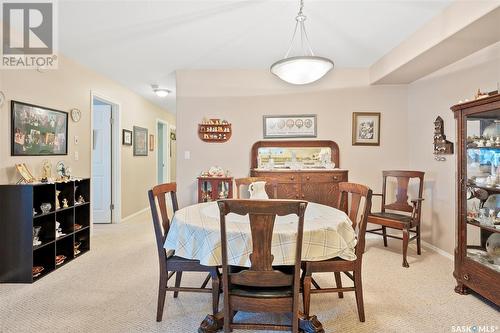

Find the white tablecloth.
xmin=164 ymin=201 xmax=357 ymax=267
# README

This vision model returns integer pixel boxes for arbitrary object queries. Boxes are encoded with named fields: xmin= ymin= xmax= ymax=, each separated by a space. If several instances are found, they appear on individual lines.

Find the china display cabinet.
xmin=0 ymin=178 xmax=91 ymax=283
xmin=250 ymin=140 xmax=348 ymax=207
xmin=197 ymin=176 xmax=233 ymax=203
xmin=452 ymin=94 xmax=500 ymax=305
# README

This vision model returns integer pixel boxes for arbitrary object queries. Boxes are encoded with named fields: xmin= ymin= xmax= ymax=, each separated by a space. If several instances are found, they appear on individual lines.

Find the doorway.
xmin=91 ymin=93 xmax=121 ymax=224
xmin=157 ymin=120 xmax=170 ymax=184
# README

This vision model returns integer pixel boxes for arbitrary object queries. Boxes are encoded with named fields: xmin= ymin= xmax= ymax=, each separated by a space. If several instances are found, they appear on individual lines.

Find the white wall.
xmin=408 ymin=42 xmax=500 ymax=254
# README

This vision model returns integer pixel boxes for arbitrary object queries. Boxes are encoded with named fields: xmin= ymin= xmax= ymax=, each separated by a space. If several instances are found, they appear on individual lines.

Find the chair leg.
xmin=334 ymin=272 xmax=344 ymax=298
xmin=292 ymin=306 xmax=299 ymax=333
xmin=302 ymin=274 xmax=312 ymax=317
xmin=173 ymin=271 xmax=182 ymax=298
xmin=416 ymin=225 xmax=422 ymax=255
xmin=223 ymin=300 xmax=232 ymax=333
xmin=382 ymin=226 xmax=388 ymax=247
xmin=354 ymin=270 xmax=365 ymax=322
xmin=210 ymin=271 xmax=220 ymax=315
xmin=156 ymin=276 xmax=168 ymax=322
xmin=402 ymin=228 xmax=409 ymax=268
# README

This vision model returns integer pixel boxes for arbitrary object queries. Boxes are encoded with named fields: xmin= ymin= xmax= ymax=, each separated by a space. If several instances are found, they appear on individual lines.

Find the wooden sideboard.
xmin=250 ymin=140 xmax=348 ymax=207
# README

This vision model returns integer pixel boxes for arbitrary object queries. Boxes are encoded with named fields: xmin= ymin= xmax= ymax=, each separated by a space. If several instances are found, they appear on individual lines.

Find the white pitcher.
xmin=248 ymin=181 xmax=269 ymax=199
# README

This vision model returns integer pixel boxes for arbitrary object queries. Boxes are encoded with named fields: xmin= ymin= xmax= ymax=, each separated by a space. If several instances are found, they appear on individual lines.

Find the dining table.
xmin=164 ymin=200 xmax=357 ymax=333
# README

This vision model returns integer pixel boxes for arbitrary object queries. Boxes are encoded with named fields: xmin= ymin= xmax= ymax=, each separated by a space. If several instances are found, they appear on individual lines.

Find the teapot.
xmin=248 ymin=181 xmax=269 ymax=200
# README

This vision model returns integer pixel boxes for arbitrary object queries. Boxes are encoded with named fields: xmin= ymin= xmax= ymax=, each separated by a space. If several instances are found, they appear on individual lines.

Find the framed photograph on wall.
xmin=133 ymin=126 xmax=148 ymax=156
xmin=122 ymin=129 xmax=132 ymax=146
xmin=149 ymin=134 xmax=155 ymax=151
xmin=352 ymin=112 xmax=381 ymax=146
xmin=11 ymin=100 xmax=68 ymax=156
xmin=263 ymin=114 xmax=317 ymax=139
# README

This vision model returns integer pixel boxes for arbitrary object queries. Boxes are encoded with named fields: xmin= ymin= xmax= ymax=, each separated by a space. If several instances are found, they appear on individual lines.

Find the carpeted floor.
xmin=1 ymin=211 xmax=498 ymax=333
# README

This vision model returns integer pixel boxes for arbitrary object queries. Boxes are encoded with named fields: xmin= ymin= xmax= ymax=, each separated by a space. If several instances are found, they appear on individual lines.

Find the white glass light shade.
xmin=270 ymin=56 xmax=334 ymax=85
xmin=154 ymin=89 xmax=170 ymax=97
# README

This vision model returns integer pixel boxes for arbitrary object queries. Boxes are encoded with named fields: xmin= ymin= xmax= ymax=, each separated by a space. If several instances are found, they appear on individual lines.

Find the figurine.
xmin=77 ymin=195 xmax=85 ymax=204
xmin=56 ymin=190 xmax=61 ymax=210
xmin=62 ymin=198 xmax=69 ymax=208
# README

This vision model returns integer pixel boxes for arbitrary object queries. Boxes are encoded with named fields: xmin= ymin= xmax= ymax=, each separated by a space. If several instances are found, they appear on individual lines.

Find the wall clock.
xmin=70 ymin=108 xmax=81 ymax=122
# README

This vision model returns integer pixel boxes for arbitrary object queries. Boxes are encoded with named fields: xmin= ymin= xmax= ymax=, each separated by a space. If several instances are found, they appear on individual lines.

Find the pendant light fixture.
xmin=270 ymin=0 xmax=334 ymax=85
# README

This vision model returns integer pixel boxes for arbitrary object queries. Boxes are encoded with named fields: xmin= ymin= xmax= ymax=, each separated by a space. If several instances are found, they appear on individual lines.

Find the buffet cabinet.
xmin=250 ymin=170 xmax=348 ymax=206
xmin=250 ymin=140 xmax=348 ymax=207
xmin=452 ymin=94 xmax=500 ymax=305
xmin=0 ymin=179 xmax=91 ymax=283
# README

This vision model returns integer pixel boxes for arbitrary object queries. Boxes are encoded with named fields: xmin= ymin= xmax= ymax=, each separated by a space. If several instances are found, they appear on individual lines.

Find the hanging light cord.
xmin=284 ymin=0 xmax=315 ymax=59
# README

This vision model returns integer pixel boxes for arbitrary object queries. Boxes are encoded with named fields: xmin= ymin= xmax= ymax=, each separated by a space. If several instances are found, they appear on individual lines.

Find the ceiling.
xmin=58 ymin=0 xmax=452 ymax=112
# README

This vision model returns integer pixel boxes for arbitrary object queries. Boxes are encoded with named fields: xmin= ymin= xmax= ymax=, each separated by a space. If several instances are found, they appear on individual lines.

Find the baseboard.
xmin=421 ymin=240 xmax=453 ymax=260
xmin=122 ymin=206 xmax=150 ymax=222
xmin=366 ymin=232 xmax=453 ymax=260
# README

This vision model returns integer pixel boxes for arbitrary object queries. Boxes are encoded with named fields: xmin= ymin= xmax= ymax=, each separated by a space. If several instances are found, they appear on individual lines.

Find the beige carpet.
xmin=1 ymin=211 xmax=498 ymax=333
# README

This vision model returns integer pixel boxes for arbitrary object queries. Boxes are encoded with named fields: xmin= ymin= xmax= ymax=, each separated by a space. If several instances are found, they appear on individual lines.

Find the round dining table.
xmin=163 ymin=200 xmax=356 ymax=333
xmin=164 ymin=201 xmax=357 ymax=267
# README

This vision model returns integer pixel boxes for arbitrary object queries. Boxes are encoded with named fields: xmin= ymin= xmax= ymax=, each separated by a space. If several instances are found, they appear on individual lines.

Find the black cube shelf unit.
xmin=0 ymin=178 xmax=91 ymax=283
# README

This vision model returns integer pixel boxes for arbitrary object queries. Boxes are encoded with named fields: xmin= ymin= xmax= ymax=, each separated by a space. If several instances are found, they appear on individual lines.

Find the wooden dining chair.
xmin=218 ymin=199 xmax=307 ymax=333
xmin=148 ymin=183 xmax=221 ymax=322
xmin=302 ymin=182 xmax=372 ymax=322
xmin=366 ymin=170 xmax=425 ymax=267
xmin=234 ymin=177 xmax=278 ymax=199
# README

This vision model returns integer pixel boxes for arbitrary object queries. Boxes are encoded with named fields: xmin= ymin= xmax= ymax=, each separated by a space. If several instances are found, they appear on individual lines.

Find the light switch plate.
xmin=184 ymin=151 xmax=190 ymax=160
xmin=74 ymin=151 xmax=79 ymax=161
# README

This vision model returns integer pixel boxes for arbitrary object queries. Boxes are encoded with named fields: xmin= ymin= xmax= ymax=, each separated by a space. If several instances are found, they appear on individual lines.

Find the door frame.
xmin=90 ymin=91 xmax=121 ymax=224
xmin=156 ymin=119 xmax=171 ymax=184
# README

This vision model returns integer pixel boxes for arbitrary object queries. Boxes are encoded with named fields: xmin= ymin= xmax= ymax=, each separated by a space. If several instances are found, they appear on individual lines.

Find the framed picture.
xmin=263 ymin=114 xmax=317 ymax=139
xmin=122 ymin=129 xmax=132 ymax=146
xmin=352 ymin=112 xmax=381 ymax=146
xmin=133 ymin=126 xmax=148 ymax=156
xmin=11 ymin=100 xmax=68 ymax=156
xmin=149 ymin=134 xmax=155 ymax=151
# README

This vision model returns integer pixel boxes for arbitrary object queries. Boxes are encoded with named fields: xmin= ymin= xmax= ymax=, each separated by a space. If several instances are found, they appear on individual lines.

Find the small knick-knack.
xmin=62 ymin=198 xmax=69 ymax=208
xmin=56 ymin=190 xmax=61 ymax=210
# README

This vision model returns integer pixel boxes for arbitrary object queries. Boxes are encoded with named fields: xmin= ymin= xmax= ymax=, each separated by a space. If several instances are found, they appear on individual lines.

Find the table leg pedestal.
xmin=299 ymin=314 xmax=325 ymax=333
xmin=198 ymin=312 xmax=324 ymax=333
xmin=198 ymin=313 xmax=224 ymax=333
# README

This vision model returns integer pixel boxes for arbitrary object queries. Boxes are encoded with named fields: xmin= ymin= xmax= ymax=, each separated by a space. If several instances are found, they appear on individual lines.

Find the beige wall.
xmin=177 ymin=45 xmax=500 ymax=256
xmin=0 ymin=56 xmax=175 ymax=218
xmin=408 ymin=42 xmax=500 ymax=255
xmin=176 ymin=69 xmax=409 ymax=207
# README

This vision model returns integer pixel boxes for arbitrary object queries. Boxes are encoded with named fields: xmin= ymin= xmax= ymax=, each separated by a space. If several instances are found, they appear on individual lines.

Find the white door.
xmin=92 ymin=102 xmax=112 ymax=224
xmin=157 ymin=122 xmax=169 ymax=184
xmin=170 ymin=126 xmax=176 ymax=181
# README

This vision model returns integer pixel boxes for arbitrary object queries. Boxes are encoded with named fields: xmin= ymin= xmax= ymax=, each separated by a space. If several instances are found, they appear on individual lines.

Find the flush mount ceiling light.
xmin=270 ymin=0 xmax=334 ymax=85
xmin=151 ymin=84 xmax=170 ymax=98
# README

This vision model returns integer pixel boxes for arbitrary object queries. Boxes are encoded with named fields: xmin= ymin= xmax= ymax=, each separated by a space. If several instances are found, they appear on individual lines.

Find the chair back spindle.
xmin=381 ymin=171 xmax=424 ymax=213
xmin=336 ymin=182 xmax=372 ymax=258
xmin=218 ymin=200 xmax=307 ymax=288
xmin=148 ymin=183 xmax=179 ymax=271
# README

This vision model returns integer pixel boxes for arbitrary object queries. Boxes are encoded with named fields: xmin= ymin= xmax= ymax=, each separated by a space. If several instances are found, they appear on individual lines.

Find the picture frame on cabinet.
xmin=352 ymin=112 xmax=381 ymax=146
xmin=122 ymin=129 xmax=132 ymax=146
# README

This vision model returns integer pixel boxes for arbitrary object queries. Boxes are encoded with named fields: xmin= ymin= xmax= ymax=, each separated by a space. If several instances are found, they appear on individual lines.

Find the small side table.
xmin=197 ymin=177 xmax=233 ymax=203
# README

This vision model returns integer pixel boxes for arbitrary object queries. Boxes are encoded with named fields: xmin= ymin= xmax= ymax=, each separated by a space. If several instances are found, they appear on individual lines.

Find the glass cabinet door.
xmin=465 ymin=109 xmax=500 ymax=273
